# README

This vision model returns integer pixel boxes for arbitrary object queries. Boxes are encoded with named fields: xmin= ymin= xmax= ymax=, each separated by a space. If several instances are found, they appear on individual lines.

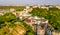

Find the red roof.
xmin=25 ymin=19 xmax=31 ymax=22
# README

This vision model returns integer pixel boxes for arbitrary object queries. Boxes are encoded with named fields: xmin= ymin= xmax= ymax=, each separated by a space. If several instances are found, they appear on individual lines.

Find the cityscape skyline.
xmin=0 ymin=0 xmax=60 ymax=6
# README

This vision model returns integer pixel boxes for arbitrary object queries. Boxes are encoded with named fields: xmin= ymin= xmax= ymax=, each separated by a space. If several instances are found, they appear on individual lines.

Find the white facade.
xmin=10 ymin=8 xmax=15 ymax=12
xmin=26 ymin=6 xmax=30 ymax=9
xmin=0 ymin=13 xmax=3 ymax=15
xmin=33 ymin=5 xmax=38 ymax=8
xmin=56 ymin=6 xmax=60 ymax=9
xmin=12 ymin=12 xmax=16 ymax=16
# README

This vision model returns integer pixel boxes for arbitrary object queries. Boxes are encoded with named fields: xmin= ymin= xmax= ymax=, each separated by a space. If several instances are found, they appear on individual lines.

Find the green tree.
xmin=29 ymin=7 xmax=60 ymax=31
xmin=0 ymin=12 xmax=34 ymax=35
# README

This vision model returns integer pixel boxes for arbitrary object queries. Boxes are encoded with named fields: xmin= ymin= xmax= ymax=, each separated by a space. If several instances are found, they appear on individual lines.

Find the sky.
xmin=0 ymin=0 xmax=60 ymax=6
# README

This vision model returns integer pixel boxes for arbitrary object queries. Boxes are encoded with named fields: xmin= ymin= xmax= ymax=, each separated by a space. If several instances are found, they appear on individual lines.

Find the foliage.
xmin=29 ymin=7 xmax=60 ymax=31
xmin=0 ymin=6 xmax=25 ymax=11
xmin=29 ymin=7 xmax=48 ymax=17
xmin=22 ymin=22 xmax=34 ymax=35
xmin=0 ymin=12 xmax=34 ymax=35
xmin=48 ymin=7 xmax=60 ymax=31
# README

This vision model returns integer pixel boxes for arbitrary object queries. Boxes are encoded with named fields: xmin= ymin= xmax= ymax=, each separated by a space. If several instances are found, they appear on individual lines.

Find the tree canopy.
xmin=0 ymin=12 xmax=34 ymax=35
xmin=29 ymin=7 xmax=60 ymax=31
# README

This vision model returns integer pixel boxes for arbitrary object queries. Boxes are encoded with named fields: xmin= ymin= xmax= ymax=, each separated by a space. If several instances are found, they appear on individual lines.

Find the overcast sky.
xmin=0 ymin=0 xmax=60 ymax=6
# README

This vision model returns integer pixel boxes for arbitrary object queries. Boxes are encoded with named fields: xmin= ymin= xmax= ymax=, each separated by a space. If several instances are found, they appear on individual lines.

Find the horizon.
xmin=0 ymin=0 xmax=60 ymax=6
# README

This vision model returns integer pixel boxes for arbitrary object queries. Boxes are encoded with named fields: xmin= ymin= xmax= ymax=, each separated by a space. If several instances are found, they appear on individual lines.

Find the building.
xmin=56 ymin=5 xmax=60 ymax=9
xmin=10 ymin=8 xmax=15 ymax=12
xmin=33 ymin=5 xmax=38 ymax=8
